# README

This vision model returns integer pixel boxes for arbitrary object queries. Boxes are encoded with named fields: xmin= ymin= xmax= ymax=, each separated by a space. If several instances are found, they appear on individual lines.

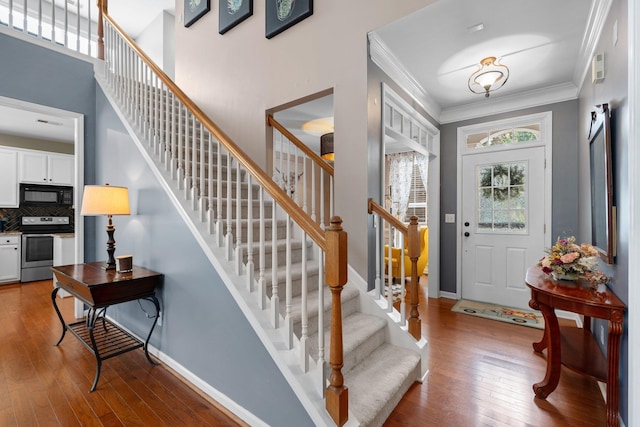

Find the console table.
xmin=525 ymin=266 xmax=625 ymax=427
xmin=51 ymin=262 xmax=163 ymax=392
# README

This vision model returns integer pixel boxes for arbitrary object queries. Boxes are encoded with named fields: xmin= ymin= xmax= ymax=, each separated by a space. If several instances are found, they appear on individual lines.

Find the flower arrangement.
xmin=538 ymin=236 xmax=601 ymax=281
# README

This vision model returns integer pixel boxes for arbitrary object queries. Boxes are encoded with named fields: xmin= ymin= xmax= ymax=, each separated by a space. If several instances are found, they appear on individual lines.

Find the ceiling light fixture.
xmin=468 ymin=56 xmax=509 ymax=98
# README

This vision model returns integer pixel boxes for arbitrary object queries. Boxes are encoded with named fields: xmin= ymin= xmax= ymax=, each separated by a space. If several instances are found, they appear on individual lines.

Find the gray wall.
xmin=93 ymin=88 xmax=313 ymax=426
xmin=0 ymin=31 xmax=97 ymax=254
xmin=577 ymin=0 xmax=629 ymax=423
xmin=438 ymin=100 xmax=579 ymax=293
xmin=0 ymin=33 xmax=94 ymax=173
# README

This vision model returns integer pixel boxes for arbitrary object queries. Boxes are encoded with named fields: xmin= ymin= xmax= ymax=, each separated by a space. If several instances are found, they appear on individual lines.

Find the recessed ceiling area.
xmin=0 ymin=104 xmax=75 ymax=143
xmin=273 ymin=94 xmax=334 ymax=154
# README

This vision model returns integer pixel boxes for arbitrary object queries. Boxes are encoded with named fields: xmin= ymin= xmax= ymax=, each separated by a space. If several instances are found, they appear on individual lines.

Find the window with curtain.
xmin=404 ymin=155 xmax=428 ymax=224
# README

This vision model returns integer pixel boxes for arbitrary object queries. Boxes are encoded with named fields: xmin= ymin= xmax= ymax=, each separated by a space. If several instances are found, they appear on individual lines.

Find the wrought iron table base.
xmin=51 ymin=287 xmax=160 ymax=392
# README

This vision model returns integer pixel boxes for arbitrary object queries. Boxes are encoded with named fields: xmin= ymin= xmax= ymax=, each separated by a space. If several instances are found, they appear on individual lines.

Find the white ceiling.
xmin=373 ymin=0 xmax=595 ymax=113
xmin=0 ymin=0 xmax=602 ymax=150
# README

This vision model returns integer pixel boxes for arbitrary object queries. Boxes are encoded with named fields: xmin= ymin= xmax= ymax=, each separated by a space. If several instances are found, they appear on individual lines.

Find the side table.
xmin=51 ymin=262 xmax=163 ymax=392
xmin=525 ymin=266 xmax=625 ymax=427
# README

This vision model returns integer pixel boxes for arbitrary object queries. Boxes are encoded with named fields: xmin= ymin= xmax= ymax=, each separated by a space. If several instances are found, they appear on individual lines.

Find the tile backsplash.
xmin=0 ymin=206 xmax=75 ymax=231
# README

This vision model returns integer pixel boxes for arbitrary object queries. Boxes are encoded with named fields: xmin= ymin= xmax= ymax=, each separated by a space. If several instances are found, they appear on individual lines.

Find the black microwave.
xmin=19 ymin=184 xmax=73 ymax=206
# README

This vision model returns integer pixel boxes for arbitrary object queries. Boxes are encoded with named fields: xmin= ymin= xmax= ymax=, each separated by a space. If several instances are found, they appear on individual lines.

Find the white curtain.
xmin=387 ymin=152 xmax=414 ymax=221
xmin=416 ymin=153 xmax=429 ymax=225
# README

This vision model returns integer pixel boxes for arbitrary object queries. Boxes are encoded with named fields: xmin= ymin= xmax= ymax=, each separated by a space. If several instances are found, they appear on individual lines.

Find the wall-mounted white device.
xmin=592 ymin=53 xmax=605 ymax=83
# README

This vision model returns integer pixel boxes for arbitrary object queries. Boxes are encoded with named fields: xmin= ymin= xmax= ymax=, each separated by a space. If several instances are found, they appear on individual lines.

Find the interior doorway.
xmin=381 ymin=84 xmax=440 ymax=298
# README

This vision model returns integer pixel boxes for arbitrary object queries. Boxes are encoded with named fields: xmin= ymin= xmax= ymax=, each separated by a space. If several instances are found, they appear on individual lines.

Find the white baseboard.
xmin=105 ymin=316 xmax=268 ymax=427
xmin=439 ymin=291 xmax=458 ymax=300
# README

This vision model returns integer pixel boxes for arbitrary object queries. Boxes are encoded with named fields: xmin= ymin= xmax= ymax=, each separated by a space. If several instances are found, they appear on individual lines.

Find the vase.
xmin=551 ymin=272 xmax=579 ymax=281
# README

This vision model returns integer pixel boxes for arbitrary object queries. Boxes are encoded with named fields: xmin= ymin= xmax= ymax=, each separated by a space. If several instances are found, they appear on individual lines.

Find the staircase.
xmin=91 ymin=5 xmax=427 ymax=426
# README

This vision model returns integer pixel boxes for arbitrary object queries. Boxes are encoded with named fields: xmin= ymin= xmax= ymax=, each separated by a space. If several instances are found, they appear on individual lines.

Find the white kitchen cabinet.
xmin=19 ymin=151 xmax=74 ymax=185
xmin=0 ymin=149 xmax=19 ymax=207
xmin=0 ymin=235 xmax=21 ymax=284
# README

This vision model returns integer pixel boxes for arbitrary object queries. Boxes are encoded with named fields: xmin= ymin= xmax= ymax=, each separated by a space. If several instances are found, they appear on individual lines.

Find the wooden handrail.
xmin=98 ymin=5 xmax=326 ymax=251
xmin=267 ymin=115 xmax=334 ymax=177
xmin=367 ymin=198 xmax=408 ymax=235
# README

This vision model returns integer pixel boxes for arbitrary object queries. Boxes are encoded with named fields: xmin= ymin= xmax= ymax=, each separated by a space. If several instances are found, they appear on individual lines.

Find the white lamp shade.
xmin=80 ymin=185 xmax=130 ymax=216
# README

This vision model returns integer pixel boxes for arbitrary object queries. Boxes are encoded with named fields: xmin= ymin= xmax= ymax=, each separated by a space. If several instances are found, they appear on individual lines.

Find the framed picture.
xmin=184 ymin=0 xmax=211 ymax=27
xmin=265 ymin=0 xmax=313 ymax=39
xmin=219 ymin=0 xmax=253 ymax=34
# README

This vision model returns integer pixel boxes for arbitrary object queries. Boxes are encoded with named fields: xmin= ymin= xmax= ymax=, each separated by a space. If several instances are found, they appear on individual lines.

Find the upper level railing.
xmin=0 ymin=0 xmax=97 ymax=57
xmin=267 ymin=115 xmax=334 ymax=229
xmin=368 ymin=198 xmax=421 ymax=340
xmin=97 ymin=3 xmax=348 ymax=424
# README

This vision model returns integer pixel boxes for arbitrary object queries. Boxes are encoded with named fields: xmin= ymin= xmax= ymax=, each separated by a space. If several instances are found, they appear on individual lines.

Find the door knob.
xmin=464 ymin=222 xmax=470 ymax=227
xmin=464 ymin=232 xmax=470 ymax=237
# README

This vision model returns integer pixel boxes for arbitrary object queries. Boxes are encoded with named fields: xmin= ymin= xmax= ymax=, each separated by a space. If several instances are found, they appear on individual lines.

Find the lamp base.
xmin=103 ymin=262 xmax=116 ymax=271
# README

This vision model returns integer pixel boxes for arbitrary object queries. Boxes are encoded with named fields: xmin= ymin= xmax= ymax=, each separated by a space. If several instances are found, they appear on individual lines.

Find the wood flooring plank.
xmin=0 ymin=278 xmax=612 ymax=427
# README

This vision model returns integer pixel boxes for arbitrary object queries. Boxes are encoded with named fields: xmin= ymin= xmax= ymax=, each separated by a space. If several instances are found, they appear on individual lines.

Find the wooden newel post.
xmin=407 ymin=216 xmax=421 ymax=340
xmin=97 ymin=0 xmax=107 ymax=60
xmin=325 ymin=216 xmax=348 ymax=426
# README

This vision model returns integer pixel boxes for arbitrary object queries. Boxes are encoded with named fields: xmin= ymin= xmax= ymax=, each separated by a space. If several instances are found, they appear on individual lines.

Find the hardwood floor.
xmin=0 ymin=280 xmax=244 ymax=427
xmin=384 ymin=276 xmax=607 ymax=427
xmin=0 ymin=278 xmax=607 ymax=426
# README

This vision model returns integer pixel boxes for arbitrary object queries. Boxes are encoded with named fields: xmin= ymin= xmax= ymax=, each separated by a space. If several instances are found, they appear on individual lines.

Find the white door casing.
xmin=457 ymin=112 xmax=552 ymax=309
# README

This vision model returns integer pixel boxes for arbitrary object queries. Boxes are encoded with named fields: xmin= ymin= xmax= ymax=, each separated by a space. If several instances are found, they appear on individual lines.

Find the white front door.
xmin=461 ymin=146 xmax=546 ymax=309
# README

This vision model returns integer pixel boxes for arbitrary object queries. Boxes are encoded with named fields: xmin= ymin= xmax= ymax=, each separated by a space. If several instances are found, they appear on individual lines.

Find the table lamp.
xmin=81 ymin=184 xmax=130 ymax=270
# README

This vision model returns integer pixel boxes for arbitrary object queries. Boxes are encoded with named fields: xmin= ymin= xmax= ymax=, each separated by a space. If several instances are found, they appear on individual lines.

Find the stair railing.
xmin=97 ymin=3 xmax=347 ymax=424
xmin=267 ymin=115 xmax=334 ymax=229
xmin=368 ymin=198 xmax=421 ymax=340
xmin=0 ymin=0 xmax=97 ymax=57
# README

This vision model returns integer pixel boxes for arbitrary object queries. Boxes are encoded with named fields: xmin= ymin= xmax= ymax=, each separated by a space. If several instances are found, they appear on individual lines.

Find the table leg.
xmin=532 ymin=302 xmax=561 ymax=399
xmin=142 ymin=296 xmax=160 ymax=366
xmin=87 ymin=307 xmax=103 ymax=393
xmin=606 ymin=311 xmax=624 ymax=427
xmin=529 ymin=299 xmax=547 ymax=353
xmin=51 ymin=287 xmax=67 ymax=346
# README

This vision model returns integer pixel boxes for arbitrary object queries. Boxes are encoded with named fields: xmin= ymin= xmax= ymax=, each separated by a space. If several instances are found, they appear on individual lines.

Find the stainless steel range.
xmin=20 ymin=216 xmax=73 ymax=282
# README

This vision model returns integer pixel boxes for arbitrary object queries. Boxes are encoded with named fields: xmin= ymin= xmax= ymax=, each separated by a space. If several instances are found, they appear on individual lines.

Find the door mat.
xmin=451 ymin=299 xmax=544 ymax=329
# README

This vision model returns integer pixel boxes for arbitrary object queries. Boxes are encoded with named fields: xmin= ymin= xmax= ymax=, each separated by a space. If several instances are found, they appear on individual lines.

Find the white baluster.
xmin=285 ymin=216 xmax=293 ymax=349
xmin=316 ymin=248 xmax=326 ymax=397
xmin=215 ymin=138 xmax=223 ymax=247
xmin=75 ymin=0 xmax=80 ymax=52
xmin=225 ymin=153 xmax=233 ymax=261
xmin=387 ymin=224 xmax=394 ymax=312
xmin=299 ymin=231 xmax=309 ymax=372
xmin=310 ymin=162 xmax=316 ymax=223
xmin=374 ymin=215 xmax=381 ymax=299
xmin=257 ymin=188 xmax=267 ymax=309
xmin=400 ymin=233 xmax=406 ymax=324
xmin=235 ymin=159 xmax=243 ymax=275
xmin=63 ymin=0 xmax=67 ymax=47
xmin=207 ymin=133 xmax=215 ymax=234
xmin=37 ymin=0 xmax=42 ymax=39
xmin=246 ymin=175 xmax=254 ymax=290
xmin=199 ymin=126 xmax=207 ymax=221
xmin=176 ymin=105 xmax=184 ymax=185
xmin=271 ymin=201 xmax=279 ymax=329
xmin=190 ymin=115 xmax=198 ymax=208
xmin=183 ymin=111 xmax=192 ymax=197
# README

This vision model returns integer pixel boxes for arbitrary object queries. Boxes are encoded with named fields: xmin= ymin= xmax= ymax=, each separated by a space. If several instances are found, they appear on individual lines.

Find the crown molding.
xmin=574 ymin=0 xmax=614 ymax=92
xmin=439 ymin=82 xmax=579 ymax=124
xmin=368 ymin=32 xmax=442 ymax=122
